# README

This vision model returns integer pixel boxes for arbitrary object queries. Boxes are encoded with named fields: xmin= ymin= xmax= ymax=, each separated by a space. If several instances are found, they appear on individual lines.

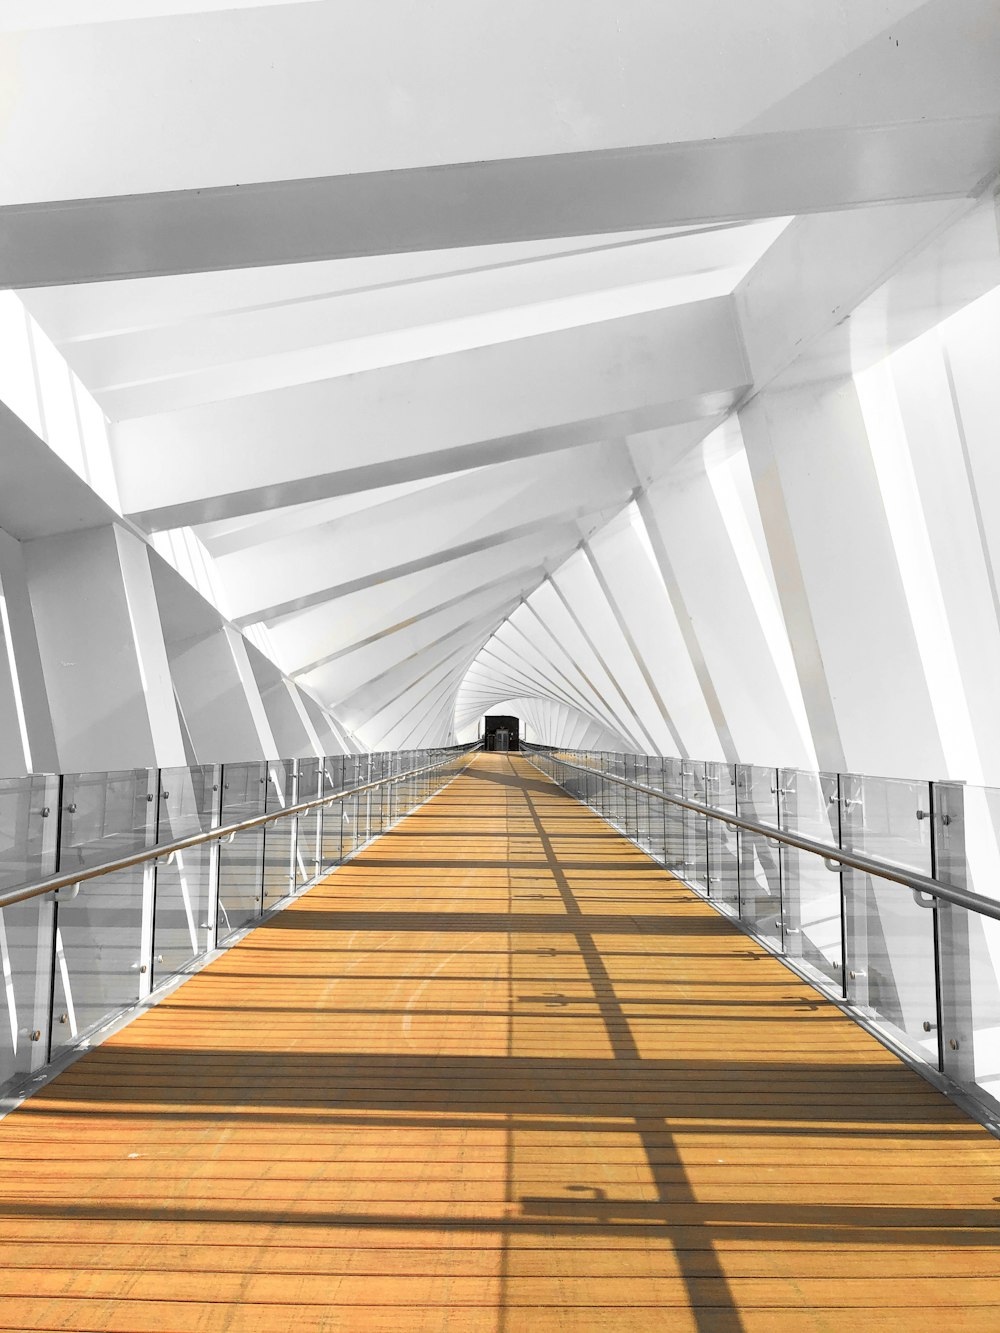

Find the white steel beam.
xmin=114 ymin=300 xmax=747 ymax=530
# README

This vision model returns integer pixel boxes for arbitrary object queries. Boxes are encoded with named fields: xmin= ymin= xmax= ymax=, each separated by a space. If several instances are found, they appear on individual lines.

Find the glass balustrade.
xmin=527 ymin=744 xmax=1000 ymax=1125
xmin=0 ymin=774 xmax=59 ymax=1090
xmin=0 ymin=747 xmax=469 ymax=1099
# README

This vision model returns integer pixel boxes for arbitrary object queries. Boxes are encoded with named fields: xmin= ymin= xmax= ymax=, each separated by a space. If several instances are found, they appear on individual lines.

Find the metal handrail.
xmin=529 ymin=748 xmax=1000 ymax=924
xmin=0 ymin=747 xmax=478 ymax=913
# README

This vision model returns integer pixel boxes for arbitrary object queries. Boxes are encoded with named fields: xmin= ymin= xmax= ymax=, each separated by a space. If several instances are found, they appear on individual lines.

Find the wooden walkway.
xmin=0 ymin=753 xmax=997 ymax=1332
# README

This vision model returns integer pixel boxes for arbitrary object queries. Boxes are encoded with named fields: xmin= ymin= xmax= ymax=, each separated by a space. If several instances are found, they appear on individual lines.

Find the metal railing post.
xmin=314 ymin=763 xmax=324 ymax=882
xmin=704 ymin=764 xmax=714 ymax=898
xmin=206 ymin=768 xmax=224 ymax=952
xmin=841 ymin=774 xmax=871 ymax=1013
xmin=931 ymin=781 xmax=975 ymax=1084
xmin=735 ymin=764 xmax=750 ymax=921
xmin=773 ymin=768 xmax=786 ymax=953
xmin=363 ymin=754 xmax=371 ymax=845
xmin=255 ymin=766 xmax=268 ymax=916
xmin=834 ymin=771 xmax=848 ymax=999
xmin=138 ymin=768 xmax=160 ymax=1000
xmin=34 ymin=775 xmax=62 ymax=1069
xmin=288 ymin=760 xmax=300 ymax=893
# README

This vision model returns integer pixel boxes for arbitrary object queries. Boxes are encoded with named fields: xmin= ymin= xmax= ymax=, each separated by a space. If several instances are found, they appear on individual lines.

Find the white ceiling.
xmin=7 ymin=0 xmax=1000 ymax=748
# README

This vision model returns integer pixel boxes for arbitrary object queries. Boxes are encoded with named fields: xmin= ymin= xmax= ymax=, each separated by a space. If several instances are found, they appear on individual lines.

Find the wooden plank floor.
xmin=0 ymin=753 xmax=997 ymax=1332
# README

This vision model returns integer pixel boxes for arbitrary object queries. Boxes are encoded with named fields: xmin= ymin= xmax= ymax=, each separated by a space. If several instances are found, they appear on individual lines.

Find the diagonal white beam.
xmin=5 ymin=120 xmax=999 ymax=289
xmin=321 ymin=594 xmax=524 ymax=711
xmin=268 ymin=527 xmax=577 ymax=675
xmin=581 ymin=538 xmax=688 ymax=758
xmin=338 ymin=605 xmax=517 ymax=726
xmin=476 ymin=640 xmax=590 ymax=720
xmin=497 ymin=613 xmax=640 ymax=747
xmin=234 ymin=511 xmax=603 ymax=629
xmin=460 ymin=662 xmax=555 ymax=712
xmin=514 ymin=599 xmax=646 ymax=752
xmin=224 ymin=442 xmax=633 ymax=626
xmin=289 ymin=563 xmax=547 ymax=680
xmin=543 ymin=569 xmax=661 ymax=754
xmin=114 ymin=300 xmax=747 ymax=529
xmin=360 ymin=647 xmax=485 ymax=749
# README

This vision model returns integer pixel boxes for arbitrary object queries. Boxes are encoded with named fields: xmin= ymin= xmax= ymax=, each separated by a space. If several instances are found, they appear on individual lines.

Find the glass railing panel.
xmin=341 ymin=760 xmax=362 ymax=858
xmin=296 ymin=759 xmax=321 ymax=887
xmin=936 ymin=782 xmax=1000 ymax=1107
xmin=323 ymin=798 xmax=345 ymax=872
xmin=578 ymin=761 xmax=593 ymax=812
xmin=217 ymin=762 xmax=265 ymax=942
xmin=627 ymin=755 xmax=642 ymax=841
xmin=661 ymin=762 xmax=688 ymax=874
xmin=705 ymin=762 xmax=739 ymax=913
xmin=619 ymin=753 xmax=633 ymax=833
xmin=49 ymin=863 xmax=147 ymax=1055
xmin=0 ymin=773 xmax=59 ymax=1089
xmin=351 ymin=759 xmax=367 ymax=848
xmin=578 ymin=757 xmax=592 ymax=814
xmin=778 ymin=768 xmax=842 ymax=986
xmin=60 ymin=768 xmax=156 ymax=872
xmin=841 ymin=773 xmax=937 ymax=1063
xmin=617 ymin=754 xmax=631 ymax=833
xmin=645 ymin=759 xmax=666 ymax=863
xmin=641 ymin=755 xmax=662 ymax=795
xmin=682 ymin=761 xmax=707 ymax=891
xmin=570 ymin=755 xmax=589 ymax=809
xmin=151 ymin=764 xmax=220 ymax=987
xmin=594 ymin=754 xmax=610 ymax=822
xmin=325 ymin=756 xmax=346 ymax=794
xmin=343 ymin=791 xmax=361 ymax=860
xmin=618 ymin=754 xmax=630 ymax=832
xmin=633 ymin=757 xmax=655 ymax=855
xmin=0 ymin=773 xmax=58 ymax=891
xmin=604 ymin=759 xmax=617 ymax=826
xmin=606 ymin=754 xmax=623 ymax=830
xmin=50 ymin=769 xmax=156 ymax=1052
xmin=945 ymin=899 xmax=1000 ymax=1109
xmin=579 ymin=763 xmax=595 ymax=816
xmin=591 ymin=761 xmax=604 ymax=817
xmin=0 ymin=892 xmax=55 ymax=1088
xmin=563 ymin=754 xmax=581 ymax=803
xmin=379 ymin=761 xmax=394 ymax=833
xmin=737 ymin=765 xmax=782 ymax=948
xmin=638 ymin=758 xmax=652 ymax=849
xmin=360 ymin=783 xmax=373 ymax=848
xmin=366 ymin=758 xmax=384 ymax=840
xmin=322 ymin=758 xmax=347 ymax=872
xmin=386 ymin=755 xmax=401 ymax=822
xmin=662 ymin=758 xmax=684 ymax=874
xmin=262 ymin=761 xmax=295 ymax=907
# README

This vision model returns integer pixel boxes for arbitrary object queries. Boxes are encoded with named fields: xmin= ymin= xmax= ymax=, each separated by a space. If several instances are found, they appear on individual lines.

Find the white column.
xmin=283 ymin=682 xmax=326 ymax=759
xmin=298 ymin=691 xmax=350 ymax=757
xmin=244 ymin=640 xmax=321 ymax=759
xmin=637 ymin=444 xmax=816 ymax=770
xmin=258 ymin=681 xmax=313 ymax=759
xmin=0 ymin=527 xmax=58 ymax=775
xmin=739 ymin=378 xmax=946 ymax=779
xmin=166 ymin=625 xmax=278 ymax=763
xmin=23 ymin=523 xmax=184 ymax=772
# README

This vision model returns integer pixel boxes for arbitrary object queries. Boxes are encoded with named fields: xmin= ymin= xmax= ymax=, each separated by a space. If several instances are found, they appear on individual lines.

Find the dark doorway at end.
xmin=483 ymin=714 xmax=520 ymax=752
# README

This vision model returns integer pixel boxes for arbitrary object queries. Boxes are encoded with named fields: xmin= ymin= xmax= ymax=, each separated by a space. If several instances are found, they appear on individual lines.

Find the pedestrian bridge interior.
xmin=2 ymin=754 xmax=998 ymax=1332
xmin=1 ymin=1 xmax=1000 ymax=1329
